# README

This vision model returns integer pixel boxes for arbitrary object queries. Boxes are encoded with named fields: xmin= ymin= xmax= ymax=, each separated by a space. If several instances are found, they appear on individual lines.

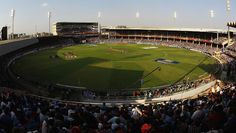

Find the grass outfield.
xmin=12 ymin=44 xmax=217 ymax=92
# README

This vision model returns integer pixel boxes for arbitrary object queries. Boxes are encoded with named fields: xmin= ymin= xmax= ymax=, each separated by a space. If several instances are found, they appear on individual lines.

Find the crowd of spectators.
xmin=226 ymin=38 xmax=236 ymax=52
xmin=133 ymin=77 xmax=214 ymax=99
xmin=212 ymin=37 xmax=228 ymax=45
xmin=218 ymin=53 xmax=236 ymax=81
xmin=103 ymin=38 xmax=219 ymax=55
xmin=0 ymin=82 xmax=236 ymax=133
xmin=159 ymin=40 xmax=218 ymax=55
xmin=82 ymin=90 xmax=96 ymax=100
xmin=213 ymin=37 xmax=236 ymax=81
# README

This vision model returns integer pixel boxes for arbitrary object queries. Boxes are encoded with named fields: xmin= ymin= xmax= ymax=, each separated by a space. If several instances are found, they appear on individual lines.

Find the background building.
xmin=52 ymin=22 xmax=99 ymax=37
xmin=1 ymin=26 xmax=8 ymax=40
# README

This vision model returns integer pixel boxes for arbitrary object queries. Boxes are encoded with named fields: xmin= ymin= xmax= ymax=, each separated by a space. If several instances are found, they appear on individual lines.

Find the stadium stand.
xmin=0 ymin=26 xmax=236 ymax=132
xmin=227 ymin=42 xmax=236 ymax=52
xmin=0 ymin=83 xmax=236 ymax=133
xmin=52 ymin=22 xmax=99 ymax=37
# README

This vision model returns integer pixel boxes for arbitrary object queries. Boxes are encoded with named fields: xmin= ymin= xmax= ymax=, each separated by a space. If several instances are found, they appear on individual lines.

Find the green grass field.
xmin=12 ymin=44 xmax=217 ymax=92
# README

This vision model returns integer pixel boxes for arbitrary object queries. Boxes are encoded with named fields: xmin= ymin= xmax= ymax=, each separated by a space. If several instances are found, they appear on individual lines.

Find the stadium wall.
xmin=18 ymin=80 xmax=216 ymax=106
xmin=150 ymin=80 xmax=216 ymax=102
xmin=0 ymin=38 xmax=39 ymax=56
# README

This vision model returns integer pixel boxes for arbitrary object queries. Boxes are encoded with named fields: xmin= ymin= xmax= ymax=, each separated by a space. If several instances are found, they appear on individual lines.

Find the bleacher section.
xmin=0 ymin=28 xmax=235 ymax=132
xmin=0 ymin=82 xmax=235 ymax=133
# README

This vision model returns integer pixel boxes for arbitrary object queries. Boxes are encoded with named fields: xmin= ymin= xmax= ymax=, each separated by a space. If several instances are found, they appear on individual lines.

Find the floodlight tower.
xmin=173 ymin=11 xmax=177 ymax=20
xmin=172 ymin=11 xmax=177 ymax=41
xmin=209 ymin=10 xmax=216 ymax=48
xmin=226 ymin=0 xmax=231 ymax=21
xmin=209 ymin=10 xmax=215 ymax=22
xmin=48 ymin=11 xmax=51 ymax=34
xmin=11 ymin=9 xmax=15 ymax=39
xmin=135 ymin=11 xmax=140 ymax=40
xmin=97 ymin=11 xmax=102 ymax=34
xmin=135 ymin=11 xmax=140 ymax=19
xmin=173 ymin=11 xmax=177 ymax=27
xmin=135 ymin=11 xmax=140 ymax=26
xmin=226 ymin=0 xmax=231 ymax=49
xmin=135 ymin=10 xmax=140 ymax=34
xmin=209 ymin=10 xmax=216 ymax=28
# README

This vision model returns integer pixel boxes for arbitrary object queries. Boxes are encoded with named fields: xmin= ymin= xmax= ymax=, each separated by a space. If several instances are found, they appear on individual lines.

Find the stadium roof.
xmin=54 ymin=22 xmax=98 ymax=25
xmin=103 ymin=26 xmax=229 ymax=33
xmin=227 ymin=21 xmax=236 ymax=28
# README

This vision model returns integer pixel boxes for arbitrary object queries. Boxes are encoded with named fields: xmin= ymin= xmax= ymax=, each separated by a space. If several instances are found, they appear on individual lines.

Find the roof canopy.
xmin=103 ymin=26 xmax=228 ymax=34
xmin=227 ymin=21 xmax=236 ymax=28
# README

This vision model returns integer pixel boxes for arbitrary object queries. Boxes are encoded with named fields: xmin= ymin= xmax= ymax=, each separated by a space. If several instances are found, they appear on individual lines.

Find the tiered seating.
xmin=0 ymin=83 xmax=236 ymax=133
xmin=227 ymin=42 xmax=236 ymax=52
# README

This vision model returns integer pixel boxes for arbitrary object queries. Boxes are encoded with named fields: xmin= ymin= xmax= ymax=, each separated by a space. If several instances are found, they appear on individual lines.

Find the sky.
xmin=0 ymin=0 xmax=235 ymax=34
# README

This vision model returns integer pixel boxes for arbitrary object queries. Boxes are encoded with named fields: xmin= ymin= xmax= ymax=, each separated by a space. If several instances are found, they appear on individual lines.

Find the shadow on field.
xmin=198 ymin=63 xmax=218 ymax=74
xmin=77 ymin=66 xmax=144 ymax=93
xmin=172 ymin=56 xmax=218 ymax=85
xmin=18 ymin=57 xmax=110 ymax=83
xmin=109 ymin=68 xmax=144 ymax=90
xmin=52 ymin=56 xmax=145 ymax=93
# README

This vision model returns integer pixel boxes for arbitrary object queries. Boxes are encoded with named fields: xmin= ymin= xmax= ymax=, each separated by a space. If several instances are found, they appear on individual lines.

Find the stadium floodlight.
xmin=97 ymin=11 xmax=102 ymax=18
xmin=135 ymin=11 xmax=140 ymax=19
xmin=173 ymin=11 xmax=177 ymax=19
xmin=209 ymin=10 xmax=215 ymax=29
xmin=97 ymin=11 xmax=102 ymax=34
xmin=226 ymin=0 xmax=231 ymax=21
xmin=226 ymin=0 xmax=231 ymax=52
xmin=10 ymin=9 xmax=15 ymax=35
xmin=209 ymin=10 xmax=215 ymax=19
xmin=48 ymin=11 xmax=51 ymax=34
xmin=226 ymin=0 xmax=231 ymax=12
xmin=173 ymin=11 xmax=177 ymax=28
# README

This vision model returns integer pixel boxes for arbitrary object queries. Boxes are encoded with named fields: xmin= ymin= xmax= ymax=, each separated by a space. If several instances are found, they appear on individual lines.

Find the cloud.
xmin=41 ymin=2 xmax=49 ymax=7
